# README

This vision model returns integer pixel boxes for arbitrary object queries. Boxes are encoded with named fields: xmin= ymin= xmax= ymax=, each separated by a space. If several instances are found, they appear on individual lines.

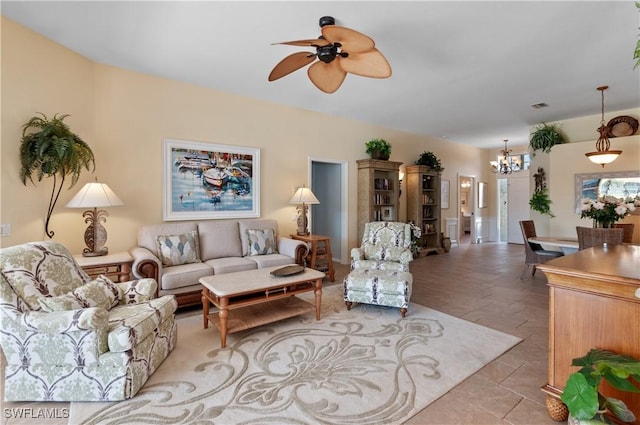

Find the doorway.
xmin=458 ymin=174 xmax=476 ymax=244
xmin=309 ymin=159 xmax=348 ymax=264
xmin=498 ymin=175 xmax=530 ymax=244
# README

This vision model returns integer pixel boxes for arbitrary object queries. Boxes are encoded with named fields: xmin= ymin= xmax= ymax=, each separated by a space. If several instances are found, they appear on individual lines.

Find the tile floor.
xmin=1 ymin=241 xmax=562 ymax=425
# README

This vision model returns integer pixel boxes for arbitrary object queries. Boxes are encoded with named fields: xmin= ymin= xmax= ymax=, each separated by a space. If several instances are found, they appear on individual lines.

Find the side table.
xmin=74 ymin=252 xmax=133 ymax=282
xmin=290 ymin=234 xmax=335 ymax=282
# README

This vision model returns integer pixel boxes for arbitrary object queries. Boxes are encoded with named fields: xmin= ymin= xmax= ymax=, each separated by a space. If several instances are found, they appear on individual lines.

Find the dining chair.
xmin=519 ymin=220 xmax=564 ymax=279
xmin=576 ymin=227 xmax=624 ymax=250
xmin=613 ymin=223 xmax=634 ymax=243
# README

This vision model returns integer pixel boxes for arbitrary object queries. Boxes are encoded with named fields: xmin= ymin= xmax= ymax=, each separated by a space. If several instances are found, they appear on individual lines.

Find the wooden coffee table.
xmin=200 ymin=265 xmax=325 ymax=348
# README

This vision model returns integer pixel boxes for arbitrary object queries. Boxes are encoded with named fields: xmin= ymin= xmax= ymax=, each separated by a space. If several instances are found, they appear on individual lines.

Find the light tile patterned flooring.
xmin=1 ymin=241 xmax=562 ymax=425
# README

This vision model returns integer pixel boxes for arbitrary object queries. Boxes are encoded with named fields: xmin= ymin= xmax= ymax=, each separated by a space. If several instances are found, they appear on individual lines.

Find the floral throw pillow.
xmin=156 ymin=230 xmax=201 ymax=266
xmin=247 ymin=228 xmax=278 ymax=256
xmin=38 ymin=275 xmax=122 ymax=312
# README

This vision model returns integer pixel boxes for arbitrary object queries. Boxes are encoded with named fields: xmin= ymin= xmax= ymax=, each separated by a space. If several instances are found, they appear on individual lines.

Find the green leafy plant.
xmin=20 ymin=113 xmax=95 ymax=238
xmin=365 ymin=138 xmax=391 ymax=160
xmin=561 ymin=349 xmax=640 ymax=424
xmin=415 ymin=151 xmax=444 ymax=171
xmin=529 ymin=190 xmax=555 ymax=217
xmin=635 ymin=2 xmax=640 ymax=69
xmin=529 ymin=123 xmax=566 ymax=156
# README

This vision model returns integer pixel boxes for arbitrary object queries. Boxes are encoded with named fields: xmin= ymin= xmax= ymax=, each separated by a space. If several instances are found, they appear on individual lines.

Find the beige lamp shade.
xmin=288 ymin=186 xmax=320 ymax=205
xmin=288 ymin=186 xmax=319 ymax=236
xmin=66 ymin=182 xmax=124 ymax=208
xmin=66 ymin=181 xmax=123 ymax=257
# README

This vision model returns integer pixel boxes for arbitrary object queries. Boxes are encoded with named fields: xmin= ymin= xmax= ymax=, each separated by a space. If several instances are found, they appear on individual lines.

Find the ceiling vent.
xmin=530 ymin=102 xmax=549 ymax=109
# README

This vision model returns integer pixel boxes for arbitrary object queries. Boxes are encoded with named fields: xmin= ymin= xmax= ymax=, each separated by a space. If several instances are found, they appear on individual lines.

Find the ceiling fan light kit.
xmin=268 ymin=16 xmax=392 ymax=93
xmin=585 ymin=86 xmax=622 ymax=168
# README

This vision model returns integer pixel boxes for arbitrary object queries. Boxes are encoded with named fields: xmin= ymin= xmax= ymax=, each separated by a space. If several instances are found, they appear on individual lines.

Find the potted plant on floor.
xmin=561 ymin=348 xmax=640 ymax=424
xmin=365 ymin=138 xmax=391 ymax=160
xmin=19 ymin=113 xmax=95 ymax=238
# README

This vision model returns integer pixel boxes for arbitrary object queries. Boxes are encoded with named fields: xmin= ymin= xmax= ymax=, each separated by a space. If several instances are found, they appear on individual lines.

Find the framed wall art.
xmin=441 ymin=179 xmax=450 ymax=209
xmin=381 ymin=206 xmax=393 ymax=221
xmin=574 ymin=171 xmax=640 ymax=214
xmin=163 ymin=138 xmax=260 ymax=221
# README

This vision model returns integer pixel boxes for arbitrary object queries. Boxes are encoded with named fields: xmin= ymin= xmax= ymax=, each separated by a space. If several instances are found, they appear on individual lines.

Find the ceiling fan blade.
xmin=321 ymin=26 xmax=375 ymax=53
xmin=268 ymin=52 xmax=316 ymax=81
xmin=339 ymin=48 xmax=392 ymax=78
xmin=307 ymin=60 xmax=347 ymax=94
xmin=272 ymin=38 xmax=331 ymax=47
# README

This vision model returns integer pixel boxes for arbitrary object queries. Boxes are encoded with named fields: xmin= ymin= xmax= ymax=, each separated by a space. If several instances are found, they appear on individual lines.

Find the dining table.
xmin=527 ymin=236 xmax=579 ymax=254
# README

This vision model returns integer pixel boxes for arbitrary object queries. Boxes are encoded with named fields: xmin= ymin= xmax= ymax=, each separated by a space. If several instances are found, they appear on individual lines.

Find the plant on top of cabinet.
xmin=365 ymin=138 xmax=392 ymax=160
xmin=19 ymin=113 xmax=95 ymax=238
xmin=415 ymin=151 xmax=443 ymax=171
xmin=529 ymin=122 xmax=566 ymax=156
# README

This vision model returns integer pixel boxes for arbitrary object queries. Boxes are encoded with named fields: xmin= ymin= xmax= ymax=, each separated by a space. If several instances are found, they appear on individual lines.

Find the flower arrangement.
xmin=408 ymin=222 xmax=422 ymax=258
xmin=579 ymin=195 xmax=639 ymax=228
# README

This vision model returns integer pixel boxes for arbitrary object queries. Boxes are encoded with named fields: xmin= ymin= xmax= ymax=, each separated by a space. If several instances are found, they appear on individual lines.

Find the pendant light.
xmin=585 ymin=86 xmax=621 ymax=167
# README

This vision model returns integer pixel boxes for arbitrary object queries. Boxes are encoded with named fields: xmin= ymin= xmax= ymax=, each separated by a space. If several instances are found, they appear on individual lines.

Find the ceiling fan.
xmin=268 ymin=16 xmax=392 ymax=94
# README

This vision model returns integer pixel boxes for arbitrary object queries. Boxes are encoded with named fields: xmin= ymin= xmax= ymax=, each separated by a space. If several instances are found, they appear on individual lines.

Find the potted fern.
xmin=19 ymin=113 xmax=95 ymax=238
xmin=529 ymin=123 xmax=566 ymax=156
xmin=561 ymin=348 xmax=640 ymax=424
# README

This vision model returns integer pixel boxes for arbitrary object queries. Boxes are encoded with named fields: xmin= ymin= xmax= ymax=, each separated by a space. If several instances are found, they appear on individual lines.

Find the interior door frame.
xmin=457 ymin=173 xmax=477 ymax=244
xmin=309 ymin=157 xmax=349 ymax=264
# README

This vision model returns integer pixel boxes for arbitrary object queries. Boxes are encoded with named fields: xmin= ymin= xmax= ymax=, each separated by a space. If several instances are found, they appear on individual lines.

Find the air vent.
xmin=531 ymin=102 xmax=549 ymax=109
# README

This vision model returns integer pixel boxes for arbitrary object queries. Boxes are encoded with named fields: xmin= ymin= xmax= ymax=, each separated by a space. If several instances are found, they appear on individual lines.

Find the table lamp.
xmin=288 ymin=185 xmax=320 ymax=236
xmin=66 ymin=179 xmax=124 ymax=257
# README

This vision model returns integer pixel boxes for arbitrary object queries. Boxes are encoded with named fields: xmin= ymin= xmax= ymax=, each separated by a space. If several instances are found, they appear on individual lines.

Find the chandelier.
xmin=585 ymin=85 xmax=622 ymax=167
xmin=490 ymin=139 xmax=521 ymax=175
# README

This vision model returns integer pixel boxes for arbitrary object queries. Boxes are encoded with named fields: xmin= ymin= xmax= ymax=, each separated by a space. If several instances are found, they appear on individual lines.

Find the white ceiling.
xmin=3 ymin=1 xmax=639 ymax=149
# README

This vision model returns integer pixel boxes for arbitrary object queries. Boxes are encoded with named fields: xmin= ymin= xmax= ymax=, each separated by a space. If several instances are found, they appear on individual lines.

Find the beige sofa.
xmin=130 ymin=219 xmax=308 ymax=307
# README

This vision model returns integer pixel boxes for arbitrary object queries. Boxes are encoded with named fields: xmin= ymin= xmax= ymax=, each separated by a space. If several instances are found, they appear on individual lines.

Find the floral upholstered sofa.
xmin=0 ymin=241 xmax=177 ymax=401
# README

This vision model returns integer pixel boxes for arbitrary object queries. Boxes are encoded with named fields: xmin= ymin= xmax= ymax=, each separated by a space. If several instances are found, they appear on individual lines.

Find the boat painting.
xmin=163 ymin=139 xmax=260 ymax=220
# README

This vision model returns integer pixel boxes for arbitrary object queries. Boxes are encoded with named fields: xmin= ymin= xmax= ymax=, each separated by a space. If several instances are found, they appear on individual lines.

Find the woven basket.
xmin=545 ymin=396 xmax=568 ymax=422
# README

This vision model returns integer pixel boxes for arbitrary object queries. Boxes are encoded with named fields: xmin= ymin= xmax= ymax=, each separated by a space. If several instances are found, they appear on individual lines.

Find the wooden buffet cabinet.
xmin=537 ymin=245 xmax=640 ymax=422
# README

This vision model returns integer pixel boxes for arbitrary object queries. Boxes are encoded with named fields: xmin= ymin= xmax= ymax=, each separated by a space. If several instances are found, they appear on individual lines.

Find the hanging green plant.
xmin=415 ymin=151 xmax=444 ymax=171
xmin=529 ymin=123 xmax=566 ymax=156
xmin=529 ymin=190 xmax=555 ymax=217
xmin=635 ymin=2 xmax=640 ymax=69
xmin=19 ymin=113 xmax=95 ymax=238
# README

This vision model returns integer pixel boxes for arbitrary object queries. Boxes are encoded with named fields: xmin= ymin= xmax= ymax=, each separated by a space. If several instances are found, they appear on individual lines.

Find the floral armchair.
xmin=350 ymin=221 xmax=414 ymax=272
xmin=0 ymin=241 xmax=177 ymax=401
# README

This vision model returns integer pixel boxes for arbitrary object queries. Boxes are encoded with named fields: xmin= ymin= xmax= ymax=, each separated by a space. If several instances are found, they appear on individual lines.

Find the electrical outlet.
xmin=0 ymin=224 xmax=11 ymax=236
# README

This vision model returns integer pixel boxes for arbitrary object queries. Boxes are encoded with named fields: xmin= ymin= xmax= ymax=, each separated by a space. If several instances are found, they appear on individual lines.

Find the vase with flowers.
xmin=408 ymin=221 xmax=422 ymax=258
xmin=579 ymin=195 xmax=639 ymax=228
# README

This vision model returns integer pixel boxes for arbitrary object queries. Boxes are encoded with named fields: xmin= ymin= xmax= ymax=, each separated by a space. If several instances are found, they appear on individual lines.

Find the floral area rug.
xmin=69 ymin=285 xmax=521 ymax=425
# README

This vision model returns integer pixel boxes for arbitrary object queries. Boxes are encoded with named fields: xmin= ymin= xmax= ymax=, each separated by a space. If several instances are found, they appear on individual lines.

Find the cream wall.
xmin=548 ymin=135 xmax=640 ymax=242
xmin=0 ymin=18 xmax=97 ymax=248
xmin=1 ymin=17 xmax=487 ymax=255
xmin=528 ymin=109 xmax=640 ymax=242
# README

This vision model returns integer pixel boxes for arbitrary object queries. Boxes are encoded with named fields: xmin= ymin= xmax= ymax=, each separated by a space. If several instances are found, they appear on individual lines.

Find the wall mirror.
xmin=574 ymin=171 xmax=640 ymax=213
